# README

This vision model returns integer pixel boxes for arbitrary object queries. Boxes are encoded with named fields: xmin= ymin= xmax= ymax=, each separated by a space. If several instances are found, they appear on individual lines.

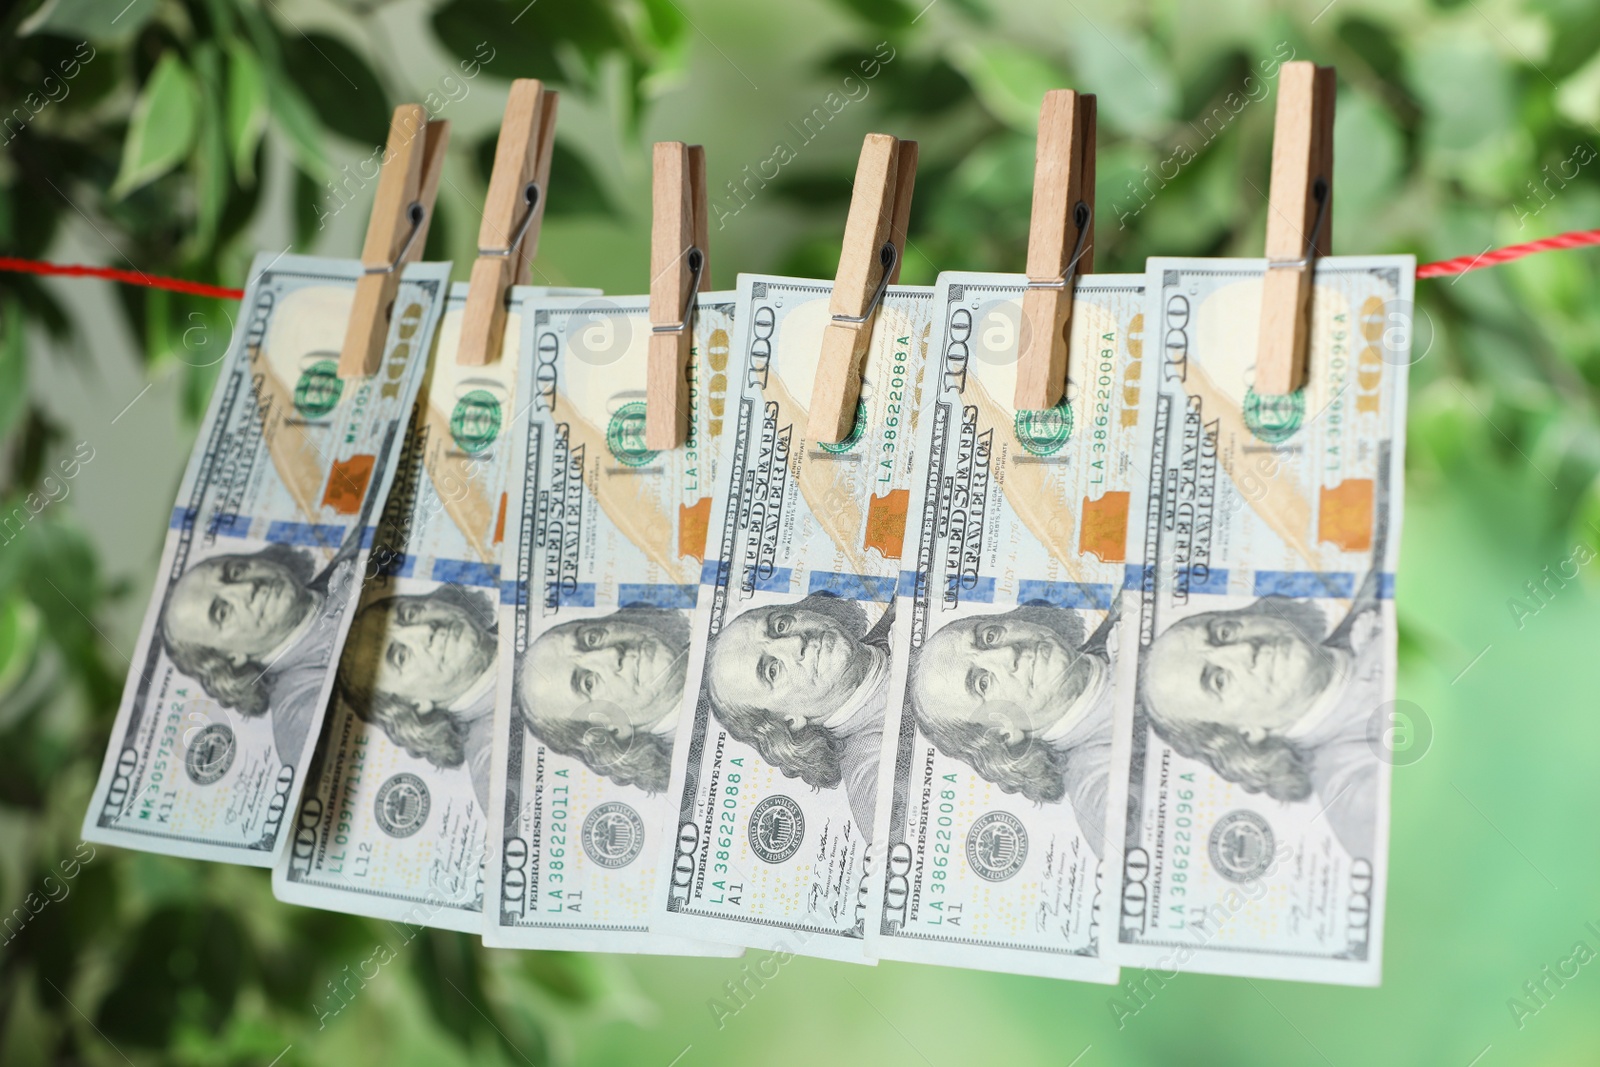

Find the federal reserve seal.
xmin=450 ymin=389 xmax=502 ymax=454
xmin=1208 ymin=809 xmax=1275 ymax=882
xmin=1014 ymin=399 xmax=1073 ymax=456
xmin=184 ymin=724 xmax=236 ymax=786
xmin=965 ymin=811 xmax=1027 ymax=882
xmin=582 ymin=802 xmax=645 ymax=869
xmin=818 ymin=400 xmax=867 ymax=453
xmin=1242 ymin=385 xmax=1304 ymax=443
xmin=292 ymin=359 xmax=343 ymax=419
xmin=373 ymin=773 xmax=431 ymax=838
xmin=605 ymin=400 xmax=659 ymax=467
xmin=748 ymin=795 xmax=805 ymax=864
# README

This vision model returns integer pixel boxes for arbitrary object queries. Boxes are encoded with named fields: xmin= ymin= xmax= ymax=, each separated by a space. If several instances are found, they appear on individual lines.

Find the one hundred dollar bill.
xmin=274 ymin=283 xmax=591 ymax=930
xmin=651 ymin=277 xmax=933 ymax=963
xmin=485 ymin=294 xmax=741 ymax=955
xmin=866 ymin=273 xmax=1148 ymax=983
xmin=1107 ymin=256 xmax=1414 ymax=985
xmin=83 ymin=253 xmax=451 ymax=865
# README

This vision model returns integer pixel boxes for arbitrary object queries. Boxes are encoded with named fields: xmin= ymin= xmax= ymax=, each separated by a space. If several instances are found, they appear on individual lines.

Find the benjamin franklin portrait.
xmin=908 ymin=600 xmax=1116 ymax=860
xmin=336 ymin=584 xmax=500 ymax=811
xmin=1138 ymin=583 xmax=1384 ymax=858
xmin=516 ymin=605 xmax=691 ymax=794
xmin=159 ymin=538 xmax=359 ymax=766
xmin=704 ymin=593 xmax=894 ymax=840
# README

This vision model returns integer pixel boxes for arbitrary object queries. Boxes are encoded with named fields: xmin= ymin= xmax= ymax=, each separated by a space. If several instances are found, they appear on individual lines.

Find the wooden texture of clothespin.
xmin=1014 ymin=90 xmax=1096 ymax=411
xmin=645 ymin=141 xmax=710 ymax=450
xmin=807 ymin=133 xmax=917 ymax=445
xmin=458 ymin=80 xmax=558 ymax=367
xmin=338 ymin=104 xmax=449 ymax=379
xmin=1255 ymin=61 xmax=1335 ymax=395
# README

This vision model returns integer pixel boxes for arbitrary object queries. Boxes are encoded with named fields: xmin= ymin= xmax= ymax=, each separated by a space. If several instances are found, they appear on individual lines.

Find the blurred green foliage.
xmin=1 ymin=0 xmax=1598 ymax=1065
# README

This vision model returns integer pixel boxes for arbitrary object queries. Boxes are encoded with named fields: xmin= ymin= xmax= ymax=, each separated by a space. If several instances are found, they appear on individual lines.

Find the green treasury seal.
xmin=1014 ymin=399 xmax=1073 ymax=456
xmin=450 ymin=389 xmax=503 ymax=454
xmin=605 ymin=400 xmax=658 ymax=467
xmin=1242 ymin=385 xmax=1304 ymax=443
xmin=293 ymin=359 xmax=343 ymax=419
xmin=819 ymin=400 xmax=868 ymax=454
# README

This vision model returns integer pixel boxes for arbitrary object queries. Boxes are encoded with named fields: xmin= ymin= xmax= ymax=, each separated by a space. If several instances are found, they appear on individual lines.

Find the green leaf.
xmin=0 ymin=295 xmax=26 ymax=444
xmin=430 ymin=0 xmax=626 ymax=85
xmin=825 ymin=0 xmax=917 ymax=29
xmin=96 ymin=906 xmax=246 ymax=1047
xmin=0 ymin=595 xmax=41 ymax=704
xmin=1063 ymin=24 xmax=1177 ymax=138
xmin=1335 ymin=16 xmax=1405 ymax=87
xmin=634 ymin=0 xmax=689 ymax=50
xmin=189 ymin=44 xmax=229 ymax=254
xmin=546 ymin=141 xmax=619 ymax=218
xmin=111 ymin=53 xmax=200 ymax=200
xmin=1573 ymin=474 xmax=1600 ymax=554
xmin=19 ymin=0 xmax=158 ymax=43
xmin=420 ymin=196 xmax=450 ymax=263
xmin=1332 ymin=90 xmax=1404 ymax=246
xmin=822 ymin=50 xmax=968 ymax=116
xmin=225 ymin=40 xmax=269 ymax=184
xmin=18 ymin=518 xmax=112 ymax=696
xmin=431 ymin=0 xmax=563 ymax=83
xmin=264 ymin=71 xmax=330 ymax=183
xmin=948 ymin=40 xmax=1067 ymax=132
xmin=280 ymin=32 xmax=390 ymax=146
xmin=930 ymin=132 xmax=1034 ymax=251
xmin=292 ymin=167 xmax=325 ymax=251
xmin=1414 ymin=34 xmax=1510 ymax=160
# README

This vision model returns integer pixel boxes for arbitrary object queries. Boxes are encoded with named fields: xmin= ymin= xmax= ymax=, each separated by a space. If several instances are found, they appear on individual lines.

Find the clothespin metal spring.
xmin=1024 ymin=201 xmax=1092 ymax=292
xmin=477 ymin=182 xmax=542 ymax=259
xmin=1264 ymin=177 xmax=1329 ymax=272
xmin=361 ymin=202 xmax=427 ymax=276
xmin=651 ymin=246 xmax=706 ymax=335
xmin=831 ymin=242 xmax=898 ymax=326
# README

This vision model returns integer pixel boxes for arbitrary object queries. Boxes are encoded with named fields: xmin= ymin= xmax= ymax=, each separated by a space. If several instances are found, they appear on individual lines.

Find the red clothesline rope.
xmin=0 ymin=256 xmax=244 ymax=299
xmin=1413 ymin=228 xmax=1600 ymax=279
xmin=2 ymin=228 xmax=1599 ymax=299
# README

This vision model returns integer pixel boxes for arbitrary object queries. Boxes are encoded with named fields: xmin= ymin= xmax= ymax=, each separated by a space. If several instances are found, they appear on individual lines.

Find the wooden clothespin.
xmin=1014 ymin=90 xmax=1096 ymax=411
xmin=1255 ymin=61 xmax=1335 ymax=395
xmin=645 ymin=141 xmax=710 ymax=450
xmin=338 ymin=104 xmax=449 ymax=378
xmin=807 ymin=133 xmax=917 ymax=445
xmin=458 ymin=80 xmax=559 ymax=367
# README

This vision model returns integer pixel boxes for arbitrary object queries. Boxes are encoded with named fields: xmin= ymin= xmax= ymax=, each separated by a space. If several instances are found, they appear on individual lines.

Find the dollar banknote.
xmin=485 ymin=294 xmax=741 ymax=955
xmin=866 ymin=273 xmax=1148 ymax=983
xmin=1107 ymin=256 xmax=1414 ymax=985
xmin=83 ymin=253 xmax=451 ymax=865
xmin=651 ymin=277 xmax=934 ymax=963
xmin=274 ymin=283 xmax=591 ymax=930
